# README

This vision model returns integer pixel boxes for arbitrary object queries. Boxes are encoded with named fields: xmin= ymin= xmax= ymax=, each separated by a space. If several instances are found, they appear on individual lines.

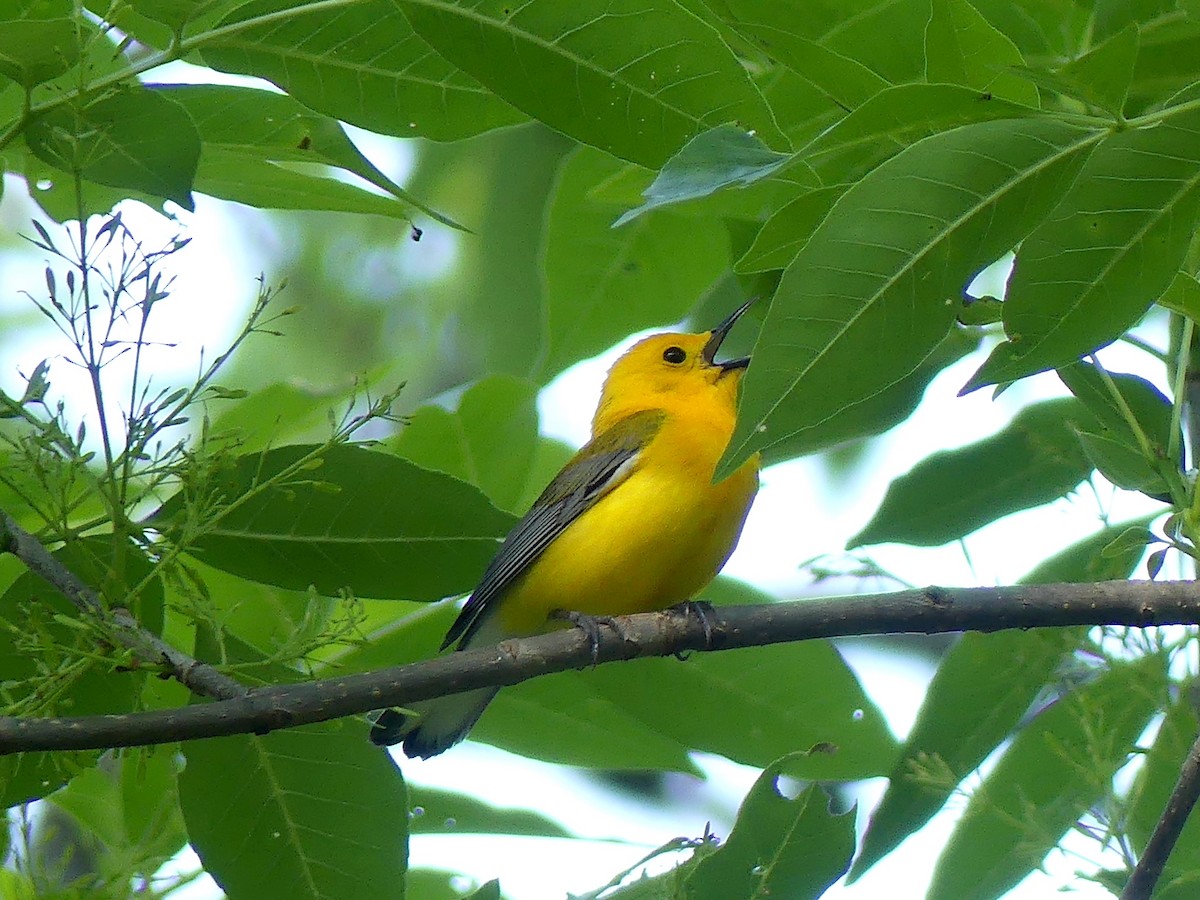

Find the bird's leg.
xmin=550 ymin=609 xmax=629 ymax=665
xmin=671 ymin=599 xmax=716 ymax=652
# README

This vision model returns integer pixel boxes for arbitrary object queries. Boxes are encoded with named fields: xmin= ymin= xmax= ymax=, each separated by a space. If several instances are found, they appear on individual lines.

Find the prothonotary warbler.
xmin=370 ymin=300 xmax=761 ymax=758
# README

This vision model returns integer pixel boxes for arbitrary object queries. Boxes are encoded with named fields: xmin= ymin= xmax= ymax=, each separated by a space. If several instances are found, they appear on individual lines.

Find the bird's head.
xmin=595 ymin=300 xmax=755 ymax=427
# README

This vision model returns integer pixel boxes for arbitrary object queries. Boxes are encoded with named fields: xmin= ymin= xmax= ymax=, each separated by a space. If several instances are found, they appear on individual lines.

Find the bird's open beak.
xmin=701 ymin=298 xmax=754 ymax=371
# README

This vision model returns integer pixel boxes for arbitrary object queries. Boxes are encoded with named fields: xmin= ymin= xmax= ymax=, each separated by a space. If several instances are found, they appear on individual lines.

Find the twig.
xmin=1 ymin=579 xmax=1198 ymax=754
xmin=0 ymin=508 xmax=245 ymax=701
xmin=1122 ymin=728 xmax=1200 ymax=898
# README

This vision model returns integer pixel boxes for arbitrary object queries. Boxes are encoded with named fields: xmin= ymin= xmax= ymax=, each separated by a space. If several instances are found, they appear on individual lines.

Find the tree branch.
xmin=2 ymin=579 xmax=1198 ymax=755
xmin=0 ymin=508 xmax=246 ymax=701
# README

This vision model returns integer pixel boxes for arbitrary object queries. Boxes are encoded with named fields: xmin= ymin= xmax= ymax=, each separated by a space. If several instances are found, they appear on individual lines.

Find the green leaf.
xmin=26 ymin=84 xmax=199 ymax=210
xmin=396 ymin=0 xmax=788 ymax=169
xmin=1075 ymin=428 xmax=1169 ymax=493
xmin=180 ymin=720 xmax=408 ymax=900
xmin=0 ymin=538 xmax=163 ymax=808
xmin=407 ymin=785 xmax=569 ymax=837
xmin=0 ymin=18 xmax=79 ymax=87
xmin=722 ymin=118 xmax=1101 ymax=473
xmin=1129 ymin=17 xmax=1200 ymax=114
xmin=849 ymin=399 xmax=1097 ymax=548
xmin=852 ymin=515 xmax=1156 ymax=880
xmin=965 ymin=108 xmax=1200 ymax=390
xmin=736 ymin=185 xmax=848 ymax=273
xmin=208 ymin=382 xmax=353 ymax=454
xmin=927 ymin=652 xmax=1167 ymax=900
xmin=389 ymin=375 xmax=540 ymax=513
xmin=614 ymin=125 xmax=790 ymax=226
xmin=541 ymin=146 xmax=729 ymax=377
xmin=1159 ymin=271 xmax=1200 ymax=323
xmin=201 ymin=0 xmax=524 ymax=141
xmin=683 ymin=754 xmax=855 ymax=900
xmin=924 ymin=0 xmax=1038 ymax=106
xmin=154 ymin=83 xmax=461 ymax=227
xmin=152 ymin=444 xmax=517 ymax=601
xmin=1055 ymin=24 xmax=1139 ymax=115
xmin=733 ymin=23 xmax=890 ymax=110
xmin=798 ymin=83 xmax=1034 ymax=187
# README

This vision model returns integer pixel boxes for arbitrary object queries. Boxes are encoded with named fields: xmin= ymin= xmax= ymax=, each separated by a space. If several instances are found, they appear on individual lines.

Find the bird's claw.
xmin=672 ymin=599 xmax=716 ymax=651
xmin=551 ymin=609 xmax=627 ymax=665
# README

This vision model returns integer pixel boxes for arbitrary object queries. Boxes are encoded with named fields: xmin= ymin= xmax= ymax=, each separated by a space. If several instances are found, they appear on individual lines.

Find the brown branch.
xmin=0 ymin=508 xmax=246 ymax=701
xmin=1 ymin=579 xmax=1198 ymax=756
xmin=1122 ymin=727 xmax=1200 ymax=899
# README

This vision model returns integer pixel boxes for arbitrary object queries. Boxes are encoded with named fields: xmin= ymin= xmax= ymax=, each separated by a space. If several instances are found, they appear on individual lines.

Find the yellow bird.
xmin=371 ymin=301 xmax=761 ymax=758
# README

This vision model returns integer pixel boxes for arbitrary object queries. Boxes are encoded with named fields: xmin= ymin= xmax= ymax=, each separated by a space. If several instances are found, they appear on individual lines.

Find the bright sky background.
xmin=0 ymin=85 xmax=1174 ymax=897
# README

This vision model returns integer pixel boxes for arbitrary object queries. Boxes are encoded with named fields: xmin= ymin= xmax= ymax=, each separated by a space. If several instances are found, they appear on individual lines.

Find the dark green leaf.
xmin=1055 ymin=24 xmax=1139 ymax=115
xmin=541 ymin=147 xmax=729 ymax=377
xmin=927 ymin=653 xmax=1167 ymax=900
xmin=180 ymin=721 xmax=408 ymax=900
xmin=614 ymin=125 xmax=791 ymax=226
xmin=26 ymin=85 xmax=199 ymax=210
xmin=396 ymin=0 xmax=788 ymax=169
xmin=389 ymin=375 xmax=540 ymax=513
xmin=153 ymin=444 xmax=517 ymax=601
xmin=1159 ymin=271 xmax=1200 ymax=322
xmin=849 ymin=399 xmax=1097 ymax=548
xmin=683 ymin=754 xmax=855 ymax=900
xmin=966 ymin=108 xmax=1200 ymax=389
xmin=736 ymin=185 xmax=848 ymax=273
xmin=1129 ymin=16 xmax=1200 ymax=114
xmin=722 ymin=119 xmax=1101 ymax=473
xmin=852 ymin=516 xmax=1155 ymax=880
xmin=1076 ymin=428 xmax=1170 ymax=493
xmin=924 ymin=0 xmax=1038 ymax=106
xmin=0 ymin=18 xmax=79 ymax=87
xmin=201 ymin=0 xmax=523 ymax=141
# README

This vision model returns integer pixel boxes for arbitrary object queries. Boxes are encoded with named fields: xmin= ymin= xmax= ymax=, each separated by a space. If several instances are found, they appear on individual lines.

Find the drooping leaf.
xmin=201 ymin=0 xmax=524 ymax=140
xmin=849 ymin=399 xmax=1098 ymax=548
xmin=152 ymin=444 xmax=517 ymax=601
xmin=719 ymin=116 xmax=1101 ymax=475
xmin=396 ymin=0 xmax=788 ymax=168
xmin=154 ymin=83 xmax=461 ymax=227
xmin=614 ymin=125 xmax=791 ymax=226
xmin=966 ymin=107 xmax=1200 ymax=389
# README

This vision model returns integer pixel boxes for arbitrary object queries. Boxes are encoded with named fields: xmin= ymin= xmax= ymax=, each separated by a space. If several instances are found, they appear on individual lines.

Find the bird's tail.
xmin=369 ymin=614 xmax=507 ymax=758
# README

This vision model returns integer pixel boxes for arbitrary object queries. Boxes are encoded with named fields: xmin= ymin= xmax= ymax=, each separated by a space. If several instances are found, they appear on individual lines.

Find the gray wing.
xmin=441 ymin=409 xmax=664 ymax=650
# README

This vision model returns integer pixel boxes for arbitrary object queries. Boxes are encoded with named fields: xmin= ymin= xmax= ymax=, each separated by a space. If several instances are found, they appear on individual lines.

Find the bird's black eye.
xmin=662 ymin=346 xmax=686 ymax=364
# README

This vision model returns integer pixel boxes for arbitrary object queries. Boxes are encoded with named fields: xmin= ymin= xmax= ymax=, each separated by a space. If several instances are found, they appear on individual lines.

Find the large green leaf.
xmin=682 ymin=754 xmax=855 ymax=900
xmin=26 ymin=85 xmax=199 ymax=210
xmin=541 ymin=146 xmax=729 ymax=377
xmin=152 ymin=444 xmax=517 ymax=601
xmin=966 ymin=106 xmax=1200 ymax=389
xmin=849 ymin=399 xmax=1097 ymax=548
xmin=154 ymin=83 xmax=459 ymax=226
xmin=0 ymin=538 xmax=163 ymax=807
xmin=927 ymin=652 xmax=1167 ymax=900
xmin=850 ymin=514 xmax=1155 ymax=880
xmin=0 ymin=17 xmax=79 ymax=87
xmin=924 ymin=0 xmax=1038 ymax=106
xmin=1128 ymin=16 xmax=1200 ymax=114
xmin=180 ymin=720 xmax=409 ymax=900
xmin=389 ymin=375 xmax=540 ymax=513
xmin=735 ymin=185 xmax=848 ymax=273
xmin=200 ymin=0 xmax=523 ymax=140
xmin=721 ymin=118 xmax=1101 ymax=474
xmin=396 ymin=0 xmax=788 ymax=168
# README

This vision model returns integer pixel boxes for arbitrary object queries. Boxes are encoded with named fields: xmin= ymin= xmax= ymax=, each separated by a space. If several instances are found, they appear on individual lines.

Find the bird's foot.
xmin=550 ymin=609 xmax=628 ymax=665
xmin=670 ymin=599 xmax=716 ymax=655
